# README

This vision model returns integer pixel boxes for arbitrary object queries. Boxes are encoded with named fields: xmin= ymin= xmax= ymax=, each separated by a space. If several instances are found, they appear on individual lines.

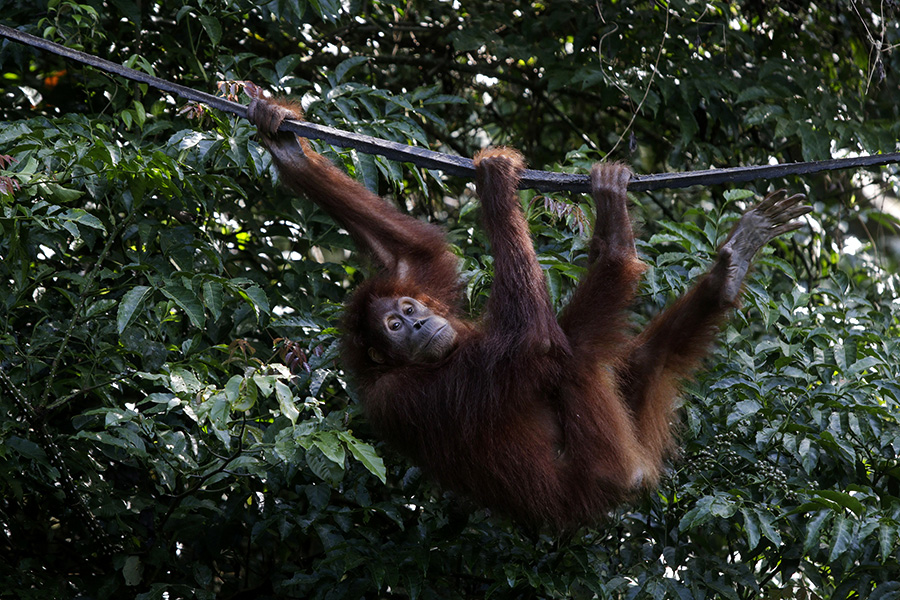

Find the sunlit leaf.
xmin=117 ymin=285 xmax=153 ymax=334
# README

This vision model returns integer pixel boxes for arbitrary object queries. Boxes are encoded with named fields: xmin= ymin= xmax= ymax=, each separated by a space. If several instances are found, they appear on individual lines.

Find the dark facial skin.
xmin=368 ymin=297 xmax=458 ymax=364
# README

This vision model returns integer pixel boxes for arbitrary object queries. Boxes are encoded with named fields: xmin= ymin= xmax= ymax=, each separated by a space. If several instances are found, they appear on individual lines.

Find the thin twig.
xmin=605 ymin=3 xmax=670 ymax=159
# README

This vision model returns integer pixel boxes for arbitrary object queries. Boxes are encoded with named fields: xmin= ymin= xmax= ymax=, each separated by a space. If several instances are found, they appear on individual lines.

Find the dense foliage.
xmin=1 ymin=1 xmax=900 ymax=598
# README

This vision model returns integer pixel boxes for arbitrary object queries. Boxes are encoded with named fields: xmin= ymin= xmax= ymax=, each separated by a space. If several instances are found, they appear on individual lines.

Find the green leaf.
xmin=203 ymin=280 xmax=224 ymax=321
xmin=123 ymin=555 xmax=143 ymax=587
xmin=828 ymin=515 xmax=853 ymax=562
xmin=224 ymin=375 xmax=242 ymax=403
xmin=198 ymin=15 xmax=222 ymax=45
xmin=275 ymin=54 xmax=304 ymax=79
xmin=803 ymin=510 xmax=831 ymax=555
xmin=799 ymin=437 xmax=818 ymax=474
xmin=307 ymin=0 xmax=343 ymax=21
xmin=313 ymin=431 xmax=345 ymax=465
xmin=306 ymin=445 xmax=344 ymax=484
xmin=798 ymin=126 xmax=830 ymax=161
xmin=335 ymin=56 xmax=369 ymax=83
xmin=848 ymin=355 xmax=881 ymax=377
xmin=679 ymin=493 xmax=736 ymax=532
xmin=42 ymin=183 xmax=85 ymax=204
xmin=879 ymin=520 xmax=897 ymax=562
xmin=168 ymin=368 xmax=201 ymax=394
xmin=743 ymin=104 xmax=785 ymax=126
xmin=86 ymin=298 xmax=117 ymax=319
xmin=723 ymin=189 xmax=755 ymax=202
xmin=252 ymin=374 xmax=276 ymax=397
xmin=741 ymin=507 xmax=760 ymax=549
xmin=61 ymin=208 xmax=106 ymax=234
xmin=7 ymin=436 xmax=49 ymax=464
xmin=117 ymin=286 xmax=153 ymax=334
xmin=816 ymin=490 xmax=865 ymax=516
xmin=240 ymin=284 xmax=270 ymax=318
xmin=726 ymin=399 xmax=761 ymax=426
xmin=0 ymin=121 xmax=31 ymax=144
xmin=229 ymin=376 xmax=256 ymax=412
xmin=160 ymin=282 xmax=205 ymax=328
xmin=275 ymin=380 xmax=300 ymax=424
xmin=756 ymin=508 xmax=783 ymax=546
xmin=339 ymin=431 xmax=386 ymax=483
xmin=133 ymin=100 xmax=147 ymax=128
xmin=656 ymin=220 xmax=711 ymax=253
xmin=207 ymin=393 xmax=230 ymax=432
xmin=735 ymin=86 xmax=773 ymax=104
xmin=353 ymin=150 xmax=379 ymax=193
